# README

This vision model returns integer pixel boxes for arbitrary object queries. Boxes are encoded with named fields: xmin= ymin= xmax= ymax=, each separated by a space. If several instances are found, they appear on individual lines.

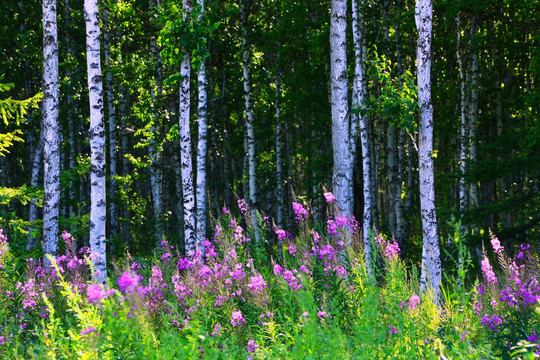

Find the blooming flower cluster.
xmin=292 ymin=202 xmax=309 ymax=222
xmin=481 ymin=256 xmax=498 ymax=287
xmin=237 ymin=199 xmax=249 ymax=216
xmin=231 ymin=310 xmax=245 ymax=326
xmin=375 ymin=234 xmax=400 ymax=262
xmin=0 ymin=227 xmax=8 ymax=271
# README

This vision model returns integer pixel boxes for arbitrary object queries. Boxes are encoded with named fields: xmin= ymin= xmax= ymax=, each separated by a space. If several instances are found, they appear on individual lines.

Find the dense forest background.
xmin=0 ymin=0 xmax=538 ymax=271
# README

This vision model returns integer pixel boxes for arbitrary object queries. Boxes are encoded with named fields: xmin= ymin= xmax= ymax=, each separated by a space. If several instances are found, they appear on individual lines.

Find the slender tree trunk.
xmin=275 ymin=71 xmax=284 ymax=228
xmin=240 ymin=0 xmax=261 ymax=241
xmin=195 ymin=0 xmax=208 ymax=248
xmin=456 ymin=12 xmax=469 ymax=234
xmin=28 ymin=135 xmax=43 ymax=250
xmin=119 ymin=84 xmax=131 ymax=245
xmin=84 ymin=0 xmax=107 ymax=283
xmin=173 ymin=149 xmax=185 ymax=244
xmin=180 ymin=0 xmax=196 ymax=257
xmin=149 ymin=0 xmax=164 ymax=245
xmin=42 ymin=0 xmax=60 ymax=267
xmin=469 ymin=14 xmax=480 ymax=211
xmin=394 ymin=0 xmax=405 ymax=247
xmin=352 ymin=0 xmax=372 ymax=273
xmin=330 ymin=0 xmax=352 ymax=217
xmin=416 ymin=0 xmax=441 ymax=299
xmin=64 ymin=0 xmax=77 ymax=220
xmin=102 ymin=7 xmax=118 ymax=241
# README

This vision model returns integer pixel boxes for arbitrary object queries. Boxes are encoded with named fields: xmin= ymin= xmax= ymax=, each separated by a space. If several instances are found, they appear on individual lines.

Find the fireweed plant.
xmin=473 ymin=231 xmax=540 ymax=359
xmin=0 ymin=194 xmax=537 ymax=359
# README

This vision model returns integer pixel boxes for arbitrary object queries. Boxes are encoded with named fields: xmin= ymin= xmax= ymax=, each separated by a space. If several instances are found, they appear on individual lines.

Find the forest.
xmin=0 ymin=0 xmax=539 ymax=358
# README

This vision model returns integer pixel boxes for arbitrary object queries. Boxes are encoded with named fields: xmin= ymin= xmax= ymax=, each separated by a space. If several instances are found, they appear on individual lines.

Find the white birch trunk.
xmin=28 ymin=134 xmax=43 ymax=250
xmin=173 ymin=150 xmax=185 ymax=242
xmin=84 ymin=0 xmax=107 ymax=283
xmin=102 ymin=7 xmax=118 ymax=239
xmin=352 ymin=0 xmax=372 ymax=273
xmin=64 ymin=0 xmax=77 ymax=219
xmin=180 ymin=0 xmax=196 ymax=257
xmin=457 ymin=13 xmax=469 ymax=215
xmin=119 ymin=84 xmax=131 ymax=244
xmin=394 ymin=0 xmax=405 ymax=247
xmin=195 ymin=0 xmax=208 ymax=250
xmin=241 ymin=0 xmax=261 ymax=241
xmin=330 ymin=0 xmax=352 ymax=217
xmin=415 ymin=0 xmax=441 ymax=300
xmin=149 ymin=0 xmax=164 ymax=245
xmin=469 ymin=14 xmax=480 ymax=210
xmin=275 ymin=71 xmax=284 ymax=228
xmin=42 ymin=0 xmax=60 ymax=267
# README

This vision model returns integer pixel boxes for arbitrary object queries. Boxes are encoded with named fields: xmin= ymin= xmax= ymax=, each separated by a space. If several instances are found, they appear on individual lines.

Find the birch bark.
xmin=241 ymin=0 xmax=261 ymax=241
xmin=330 ymin=0 xmax=352 ymax=217
xmin=102 ymin=7 xmax=118 ymax=239
xmin=195 ymin=0 xmax=208 ymax=249
xmin=469 ymin=14 xmax=480 ymax=211
xmin=149 ymin=0 xmax=163 ymax=244
xmin=180 ymin=0 xmax=197 ymax=257
xmin=275 ymin=71 xmax=284 ymax=228
xmin=42 ymin=0 xmax=60 ymax=267
xmin=415 ymin=0 xmax=441 ymax=300
xmin=84 ymin=0 xmax=107 ymax=283
xmin=352 ymin=0 xmax=372 ymax=273
xmin=457 ymin=13 xmax=469 ymax=215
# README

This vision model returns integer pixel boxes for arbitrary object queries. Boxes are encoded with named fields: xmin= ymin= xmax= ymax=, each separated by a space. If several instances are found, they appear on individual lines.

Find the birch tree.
xmin=351 ymin=0 xmax=372 ymax=273
xmin=195 ymin=0 xmax=208 ymax=249
xmin=84 ymin=0 xmax=107 ymax=283
xmin=457 ymin=12 xmax=468 ymax=216
xmin=42 ymin=0 xmax=60 ymax=267
xmin=415 ymin=0 xmax=441 ymax=299
xmin=241 ymin=0 xmax=261 ymax=242
xmin=180 ymin=0 xmax=197 ymax=258
xmin=102 ymin=7 xmax=118 ymax=238
xmin=275 ymin=70 xmax=284 ymax=229
xmin=330 ymin=0 xmax=352 ymax=217
xmin=149 ymin=0 xmax=163 ymax=244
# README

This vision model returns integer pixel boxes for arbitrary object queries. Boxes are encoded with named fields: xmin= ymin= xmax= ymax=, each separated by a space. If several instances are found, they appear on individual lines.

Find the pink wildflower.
xmin=231 ymin=310 xmax=245 ymax=326
xmin=323 ymin=192 xmax=336 ymax=203
xmin=117 ymin=272 xmax=138 ymax=293
xmin=408 ymin=294 xmax=420 ymax=310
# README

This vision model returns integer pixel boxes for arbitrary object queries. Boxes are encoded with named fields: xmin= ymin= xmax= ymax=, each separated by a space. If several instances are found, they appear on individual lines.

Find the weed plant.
xmin=0 ymin=197 xmax=538 ymax=359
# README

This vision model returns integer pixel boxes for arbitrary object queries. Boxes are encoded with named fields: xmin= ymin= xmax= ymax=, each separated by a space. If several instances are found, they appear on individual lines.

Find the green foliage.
xmin=0 ymin=77 xmax=41 ymax=156
xmin=360 ymin=50 xmax=418 ymax=133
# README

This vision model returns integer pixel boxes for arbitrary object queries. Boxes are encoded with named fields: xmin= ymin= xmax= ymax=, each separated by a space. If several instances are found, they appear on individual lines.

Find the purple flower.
xmin=273 ymin=264 xmax=284 ymax=275
xmin=117 ymin=272 xmax=138 ymax=293
xmin=317 ymin=310 xmax=331 ymax=319
xmin=231 ymin=310 xmax=245 ymax=326
xmin=80 ymin=327 xmax=97 ymax=336
xmin=248 ymin=274 xmax=267 ymax=292
xmin=385 ymin=241 xmax=400 ymax=260
xmin=87 ymin=284 xmax=105 ymax=304
xmin=481 ymin=256 xmax=498 ymax=287
xmin=288 ymin=243 xmax=297 ymax=256
xmin=388 ymin=325 xmax=398 ymax=334
xmin=527 ymin=330 xmax=538 ymax=343
xmin=246 ymin=339 xmax=258 ymax=353
xmin=490 ymin=235 xmax=504 ymax=254
xmin=237 ymin=199 xmax=249 ymax=215
xmin=212 ymin=323 xmax=222 ymax=336
xmin=408 ymin=294 xmax=420 ymax=310
xmin=323 ymin=192 xmax=336 ymax=203
xmin=292 ymin=202 xmax=309 ymax=222
xmin=230 ymin=263 xmax=246 ymax=281
xmin=480 ymin=315 xmax=503 ymax=332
